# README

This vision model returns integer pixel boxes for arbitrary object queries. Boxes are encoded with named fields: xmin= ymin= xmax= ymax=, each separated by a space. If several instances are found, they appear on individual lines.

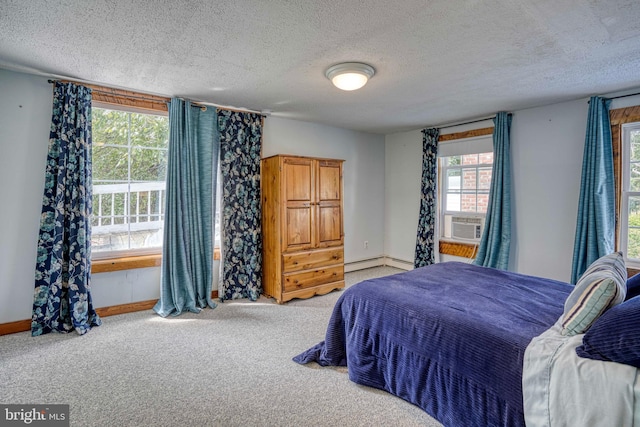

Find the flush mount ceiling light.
xmin=325 ymin=62 xmax=375 ymax=91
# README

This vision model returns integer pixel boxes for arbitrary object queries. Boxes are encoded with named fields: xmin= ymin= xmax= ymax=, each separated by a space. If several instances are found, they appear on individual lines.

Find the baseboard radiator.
xmin=1 ymin=258 xmax=413 ymax=336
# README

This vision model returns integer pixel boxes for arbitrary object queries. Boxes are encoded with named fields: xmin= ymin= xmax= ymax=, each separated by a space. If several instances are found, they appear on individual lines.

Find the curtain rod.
xmin=606 ymin=91 xmax=640 ymax=101
xmin=48 ymin=79 xmax=265 ymax=116
xmin=48 ymin=79 xmax=169 ymax=104
xmin=187 ymin=99 xmax=265 ymax=116
xmin=429 ymin=115 xmax=496 ymax=131
xmin=430 ymin=90 xmax=640 ymax=126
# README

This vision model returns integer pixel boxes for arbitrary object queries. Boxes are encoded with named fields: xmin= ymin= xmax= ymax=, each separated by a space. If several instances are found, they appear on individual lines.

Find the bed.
xmin=293 ymin=258 xmax=640 ymax=427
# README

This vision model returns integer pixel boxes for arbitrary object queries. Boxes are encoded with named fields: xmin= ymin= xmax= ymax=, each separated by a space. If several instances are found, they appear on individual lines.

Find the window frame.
xmin=610 ymin=104 xmax=640 ymax=275
xmin=85 ymin=85 xmax=171 ymax=272
xmin=90 ymin=104 xmax=170 ymax=261
xmin=86 ymin=86 xmax=223 ymax=273
xmin=440 ymin=153 xmax=493 ymax=218
xmin=437 ymin=132 xmax=494 ymax=245
xmin=435 ymin=126 xmax=495 ymax=257
xmin=620 ymin=121 xmax=640 ymax=267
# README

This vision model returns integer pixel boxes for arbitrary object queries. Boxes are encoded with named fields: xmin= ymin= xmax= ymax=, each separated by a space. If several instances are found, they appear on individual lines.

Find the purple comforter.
xmin=294 ymin=262 xmax=572 ymax=427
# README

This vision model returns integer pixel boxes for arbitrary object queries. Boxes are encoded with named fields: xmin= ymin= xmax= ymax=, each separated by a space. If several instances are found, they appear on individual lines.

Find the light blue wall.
xmin=383 ymin=129 xmax=422 ymax=264
xmin=0 ymin=69 xmax=386 ymax=323
xmin=4 ymin=65 xmax=638 ymax=324
xmin=385 ymin=103 xmax=588 ymax=281
xmin=0 ymin=69 xmax=52 ymax=323
xmin=263 ymin=117 xmax=386 ymax=264
xmin=384 ymin=96 xmax=640 ymax=282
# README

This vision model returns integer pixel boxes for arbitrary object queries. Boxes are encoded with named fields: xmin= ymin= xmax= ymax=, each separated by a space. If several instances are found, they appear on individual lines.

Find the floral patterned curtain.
xmin=32 ymin=82 xmax=101 ymax=336
xmin=218 ymin=111 xmax=263 ymax=301
xmin=414 ymin=128 xmax=440 ymax=268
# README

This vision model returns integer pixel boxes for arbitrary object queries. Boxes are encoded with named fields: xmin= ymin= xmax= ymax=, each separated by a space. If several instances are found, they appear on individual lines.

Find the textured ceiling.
xmin=1 ymin=0 xmax=640 ymax=134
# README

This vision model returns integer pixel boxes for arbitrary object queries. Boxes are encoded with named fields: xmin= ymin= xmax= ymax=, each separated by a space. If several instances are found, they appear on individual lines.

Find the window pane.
xmin=113 ymin=193 xmax=126 ymax=225
xmin=91 ymin=233 xmax=129 ymax=253
xmin=478 ymin=167 xmax=492 ymax=190
xmin=461 ymin=193 xmax=477 ymax=212
xmin=479 ymin=152 xmax=493 ymax=164
xmin=446 ymin=193 xmax=460 ymax=211
xmin=92 ymin=193 xmax=113 ymax=226
xmin=462 ymin=154 xmax=478 ymax=165
xmin=92 ymin=107 xmax=168 ymax=255
xmin=628 ymin=197 xmax=640 ymax=259
xmin=462 ymin=169 xmax=477 ymax=190
xmin=92 ymin=108 xmax=129 ymax=146
xmin=131 ymin=147 xmax=168 ymax=182
xmin=631 ymin=163 xmax=640 ymax=191
xmin=446 ymin=156 xmax=461 ymax=166
xmin=629 ymin=196 xmax=640 ymax=225
xmin=477 ymin=193 xmax=489 ymax=213
xmin=447 ymin=169 xmax=461 ymax=190
xmin=129 ymin=113 xmax=169 ymax=149
xmin=440 ymin=152 xmax=493 ymax=236
xmin=628 ymin=228 xmax=640 ymax=260
xmin=93 ymin=145 xmax=129 ymax=183
xmin=631 ymin=130 xmax=640 ymax=161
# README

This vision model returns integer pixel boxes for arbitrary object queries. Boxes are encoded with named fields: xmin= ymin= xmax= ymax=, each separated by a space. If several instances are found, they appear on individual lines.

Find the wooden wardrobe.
xmin=261 ymin=155 xmax=345 ymax=303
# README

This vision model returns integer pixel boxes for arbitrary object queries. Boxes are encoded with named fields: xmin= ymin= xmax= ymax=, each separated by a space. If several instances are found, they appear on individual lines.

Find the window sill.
xmin=625 ymin=261 xmax=640 ymax=278
xmin=92 ymin=247 xmax=221 ymax=274
xmin=439 ymin=240 xmax=479 ymax=259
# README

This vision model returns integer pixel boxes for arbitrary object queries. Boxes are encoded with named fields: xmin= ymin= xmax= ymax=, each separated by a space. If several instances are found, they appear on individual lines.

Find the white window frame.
xmin=620 ymin=121 xmax=640 ymax=268
xmin=437 ymin=134 xmax=493 ymax=242
xmin=440 ymin=155 xmax=493 ymax=215
xmin=214 ymin=164 xmax=222 ymax=248
xmin=91 ymin=104 xmax=169 ymax=260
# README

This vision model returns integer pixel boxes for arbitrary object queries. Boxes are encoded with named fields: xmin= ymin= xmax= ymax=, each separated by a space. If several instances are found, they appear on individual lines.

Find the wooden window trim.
xmin=86 ymin=85 xmax=224 ymax=274
xmin=437 ymin=126 xmax=494 ymax=258
xmin=611 ymin=105 xmax=640 ymax=250
xmin=56 ymin=80 xmax=171 ymax=113
xmin=439 ymin=240 xmax=479 ymax=259
xmin=52 ymin=81 xmax=226 ymax=275
xmin=88 ymin=85 xmax=170 ymax=274
xmin=438 ymin=126 xmax=494 ymax=142
xmin=92 ymin=247 xmax=221 ymax=273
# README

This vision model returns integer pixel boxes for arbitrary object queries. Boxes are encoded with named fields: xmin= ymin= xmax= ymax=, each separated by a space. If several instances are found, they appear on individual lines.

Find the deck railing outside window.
xmin=91 ymin=181 xmax=165 ymax=253
xmin=91 ymin=181 xmax=221 ymax=254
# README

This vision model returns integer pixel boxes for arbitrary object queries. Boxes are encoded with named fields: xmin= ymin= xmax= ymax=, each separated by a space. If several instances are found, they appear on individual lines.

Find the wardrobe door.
xmin=316 ymin=160 xmax=343 ymax=248
xmin=282 ymin=157 xmax=314 ymax=252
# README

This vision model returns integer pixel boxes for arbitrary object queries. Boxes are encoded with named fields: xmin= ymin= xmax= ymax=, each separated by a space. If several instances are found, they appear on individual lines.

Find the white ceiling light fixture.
xmin=325 ymin=62 xmax=375 ymax=91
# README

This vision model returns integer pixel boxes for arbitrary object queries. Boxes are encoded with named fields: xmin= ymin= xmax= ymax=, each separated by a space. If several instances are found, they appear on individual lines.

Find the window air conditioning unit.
xmin=451 ymin=216 xmax=483 ymax=241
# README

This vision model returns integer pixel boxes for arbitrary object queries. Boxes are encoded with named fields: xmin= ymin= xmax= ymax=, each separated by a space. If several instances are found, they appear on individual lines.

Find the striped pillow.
xmin=561 ymin=252 xmax=627 ymax=336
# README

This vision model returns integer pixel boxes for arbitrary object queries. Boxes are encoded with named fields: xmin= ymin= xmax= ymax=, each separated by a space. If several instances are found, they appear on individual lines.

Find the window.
xmin=438 ymin=133 xmax=493 ymax=241
xmin=441 ymin=153 xmax=493 ymax=214
xmin=91 ymin=107 xmax=169 ymax=258
xmin=214 ymin=167 xmax=222 ymax=247
xmin=621 ymin=122 xmax=640 ymax=263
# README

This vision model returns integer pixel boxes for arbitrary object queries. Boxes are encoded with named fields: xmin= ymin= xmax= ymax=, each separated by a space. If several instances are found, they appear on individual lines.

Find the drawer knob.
xmin=332 ymin=255 xmax=338 ymax=259
xmin=293 ymin=261 xmax=298 ymax=265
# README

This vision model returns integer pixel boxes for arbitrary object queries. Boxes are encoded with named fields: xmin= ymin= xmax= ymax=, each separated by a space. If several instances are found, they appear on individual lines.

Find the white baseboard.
xmin=344 ymin=256 xmax=414 ymax=272
xmin=344 ymin=257 xmax=385 ymax=272
xmin=383 ymin=257 xmax=414 ymax=271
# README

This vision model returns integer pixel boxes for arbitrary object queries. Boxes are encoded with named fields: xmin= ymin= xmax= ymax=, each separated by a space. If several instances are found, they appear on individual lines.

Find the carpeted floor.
xmin=0 ymin=267 xmax=443 ymax=427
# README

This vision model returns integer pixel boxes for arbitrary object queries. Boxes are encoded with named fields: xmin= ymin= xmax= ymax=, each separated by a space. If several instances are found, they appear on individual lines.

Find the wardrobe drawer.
xmin=282 ymin=248 xmax=343 ymax=273
xmin=283 ymin=265 xmax=344 ymax=292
